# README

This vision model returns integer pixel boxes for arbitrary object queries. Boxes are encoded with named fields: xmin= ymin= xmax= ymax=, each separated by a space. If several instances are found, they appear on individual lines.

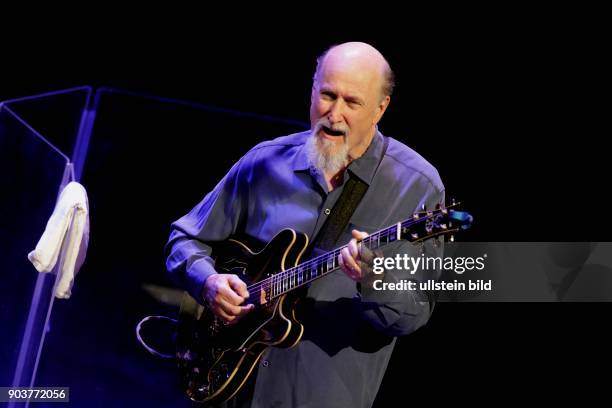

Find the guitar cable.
xmin=135 ymin=315 xmax=177 ymax=359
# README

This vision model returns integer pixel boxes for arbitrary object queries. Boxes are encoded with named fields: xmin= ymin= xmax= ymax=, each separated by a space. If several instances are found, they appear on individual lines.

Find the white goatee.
xmin=305 ymin=131 xmax=350 ymax=175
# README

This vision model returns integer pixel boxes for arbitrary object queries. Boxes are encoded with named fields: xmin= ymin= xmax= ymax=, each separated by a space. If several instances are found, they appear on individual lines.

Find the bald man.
xmin=167 ymin=42 xmax=445 ymax=407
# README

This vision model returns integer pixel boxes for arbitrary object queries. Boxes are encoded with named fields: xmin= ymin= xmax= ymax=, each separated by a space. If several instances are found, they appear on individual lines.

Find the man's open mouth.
xmin=321 ymin=125 xmax=345 ymax=137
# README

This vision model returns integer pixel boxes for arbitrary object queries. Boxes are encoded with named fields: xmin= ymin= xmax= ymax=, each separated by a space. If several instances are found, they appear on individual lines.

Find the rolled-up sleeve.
xmin=165 ymin=158 xmax=247 ymax=304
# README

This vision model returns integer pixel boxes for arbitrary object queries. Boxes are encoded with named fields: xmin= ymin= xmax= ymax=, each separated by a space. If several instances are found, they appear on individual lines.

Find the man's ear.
xmin=373 ymin=95 xmax=391 ymax=125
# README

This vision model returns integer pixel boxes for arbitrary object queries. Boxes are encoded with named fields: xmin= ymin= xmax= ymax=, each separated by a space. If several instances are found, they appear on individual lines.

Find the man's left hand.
xmin=339 ymin=229 xmax=369 ymax=282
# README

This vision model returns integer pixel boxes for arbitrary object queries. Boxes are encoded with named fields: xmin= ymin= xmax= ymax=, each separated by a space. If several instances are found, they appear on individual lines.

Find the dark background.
xmin=1 ymin=15 xmax=609 ymax=406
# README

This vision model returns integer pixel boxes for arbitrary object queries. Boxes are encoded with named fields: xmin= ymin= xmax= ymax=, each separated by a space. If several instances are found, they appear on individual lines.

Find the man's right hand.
xmin=203 ymin=273 xmax=254 ymax=324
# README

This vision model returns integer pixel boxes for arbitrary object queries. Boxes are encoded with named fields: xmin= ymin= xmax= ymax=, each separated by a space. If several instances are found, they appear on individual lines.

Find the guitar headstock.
xmin=401 ymin=200 xmax=473 ymax=243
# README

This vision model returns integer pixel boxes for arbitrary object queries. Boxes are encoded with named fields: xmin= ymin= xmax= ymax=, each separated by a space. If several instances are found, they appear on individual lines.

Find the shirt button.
xmin=324 ymin=208 xmax=331 ymax=215
xmin=262 ymin=360 xmax=270 ymax=367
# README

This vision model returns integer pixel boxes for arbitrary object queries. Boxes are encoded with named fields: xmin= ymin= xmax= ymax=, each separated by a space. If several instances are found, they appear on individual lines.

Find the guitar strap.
xmin=312 ymin=135 xmax=389 ymax=251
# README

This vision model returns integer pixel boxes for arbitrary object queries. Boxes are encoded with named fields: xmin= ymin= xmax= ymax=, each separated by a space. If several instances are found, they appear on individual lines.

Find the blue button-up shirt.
xmin=166 ymin=130 xmax=444 ymax=408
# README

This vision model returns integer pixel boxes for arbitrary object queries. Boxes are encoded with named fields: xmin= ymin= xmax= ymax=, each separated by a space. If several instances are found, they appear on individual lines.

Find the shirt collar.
xmin=346 ymin=130 xmax=385 ymax=186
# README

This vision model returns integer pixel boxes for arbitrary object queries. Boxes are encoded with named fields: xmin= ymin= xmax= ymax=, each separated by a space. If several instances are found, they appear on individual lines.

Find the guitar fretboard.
xmin=246 ymin=209 xmax=449 ymax=305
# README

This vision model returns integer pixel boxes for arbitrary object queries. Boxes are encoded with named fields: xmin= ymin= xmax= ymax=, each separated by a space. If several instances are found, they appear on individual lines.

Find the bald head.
xmin=309 ymin=41 xmax=393 ymax=167
xmin=314 ymin=42 xmax=395 ymax=100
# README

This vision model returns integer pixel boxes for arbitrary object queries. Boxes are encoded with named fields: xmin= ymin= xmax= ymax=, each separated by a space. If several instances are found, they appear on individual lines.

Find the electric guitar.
xmin=175 ymin=203 xmax=473 ymax=404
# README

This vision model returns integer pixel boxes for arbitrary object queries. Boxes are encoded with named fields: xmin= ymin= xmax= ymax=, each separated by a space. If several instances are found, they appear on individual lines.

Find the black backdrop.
xmin=1 ymin=19 xmax=608 ymax=406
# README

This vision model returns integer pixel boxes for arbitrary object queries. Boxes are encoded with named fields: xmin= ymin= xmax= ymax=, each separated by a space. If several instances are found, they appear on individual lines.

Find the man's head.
xmin=307 ymin=42 xmax=393 ymax=175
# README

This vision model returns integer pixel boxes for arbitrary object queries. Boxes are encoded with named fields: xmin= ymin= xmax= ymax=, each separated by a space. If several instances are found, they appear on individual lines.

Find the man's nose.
xmin=328 ymin=101 xmax=344 ymax=124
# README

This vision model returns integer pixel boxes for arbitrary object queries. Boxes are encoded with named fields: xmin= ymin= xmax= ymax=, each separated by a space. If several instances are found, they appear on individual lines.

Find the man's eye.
xmin=321 ymin=92 xmax=335 ymax=100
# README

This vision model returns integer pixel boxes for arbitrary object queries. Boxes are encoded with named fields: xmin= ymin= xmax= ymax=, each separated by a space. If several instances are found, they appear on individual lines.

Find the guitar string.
xmin=244 ymin=210 xmax=455 ymax=302
xmin=245 ymin=210 xmax=445 ymax=298
xmin=245 ymin=221 xmax=407 ymax=296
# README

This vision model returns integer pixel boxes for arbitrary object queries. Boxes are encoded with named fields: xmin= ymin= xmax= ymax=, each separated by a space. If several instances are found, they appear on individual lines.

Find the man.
xmin=166 ymin=42 xmax=444 ymax=407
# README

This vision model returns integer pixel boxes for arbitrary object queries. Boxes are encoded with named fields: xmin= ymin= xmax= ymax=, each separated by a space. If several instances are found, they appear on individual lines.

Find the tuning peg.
xmin=449 ymin=235 xmax=455 ymax=242
xmin=451 ymin=198 xmax=456 ymax=206
xmin=421 ymin=203 xmax=426 ymax=211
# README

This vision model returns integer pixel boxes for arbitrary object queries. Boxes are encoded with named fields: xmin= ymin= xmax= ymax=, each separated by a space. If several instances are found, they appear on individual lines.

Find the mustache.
xmin=314 ymin=118 xmax=349 ymax=136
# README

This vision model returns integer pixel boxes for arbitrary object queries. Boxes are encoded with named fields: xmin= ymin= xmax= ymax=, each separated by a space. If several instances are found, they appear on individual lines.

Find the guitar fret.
xmin=274 ymin=274 xmax=279 ymax=297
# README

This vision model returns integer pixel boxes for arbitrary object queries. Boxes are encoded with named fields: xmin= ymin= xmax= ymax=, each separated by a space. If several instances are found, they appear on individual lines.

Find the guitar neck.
xmin=248 ymin=211 xmax=445 ymax=304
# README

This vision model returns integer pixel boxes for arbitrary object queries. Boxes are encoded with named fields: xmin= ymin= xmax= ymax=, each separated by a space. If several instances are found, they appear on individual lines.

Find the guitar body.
xmin=172 ymin=205 xmax=472 ymax=405
xmin=176 ymin=228 xmax=308 ymax=404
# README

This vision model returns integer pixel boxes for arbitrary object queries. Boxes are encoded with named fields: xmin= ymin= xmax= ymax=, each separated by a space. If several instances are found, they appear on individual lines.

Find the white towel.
xmin=28 ymin=181 xmax=90 ymax=299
